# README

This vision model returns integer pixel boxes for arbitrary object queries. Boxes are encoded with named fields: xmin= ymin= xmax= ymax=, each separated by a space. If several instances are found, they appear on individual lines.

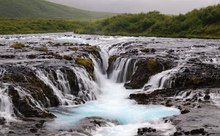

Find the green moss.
xmin=75 ymin=57 xmax=94 ymax=79
xmin=63 ymin=42 xmax=73 ymax=46
xmin=63 ymin=55 xmax=72 ymax=60
xmin=86 ymin=46 xmax=98 ymax=51
xmin=2 ymin=74 xmax=12 ymax=81
xmin=147 ymin=58 xmax=157 ymax=72
xmin=69 ymin=47 xmax=79 ymax=51
xmin=35 ymin=47 xmax=48 ymax=52
xmin=108 ymin=55 xmax=118 ymax=66
xmin=10 ymin=43 xmax=26 ymax=49
xmin=191 ymin=76 xmax=204 ymax=85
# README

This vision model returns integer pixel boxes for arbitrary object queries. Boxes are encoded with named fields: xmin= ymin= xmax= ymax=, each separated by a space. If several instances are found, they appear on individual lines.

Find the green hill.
xmin=80 ymin=4 xmax=220 ymax=38
xmin=0 ymin=0 xmax=114 ymax=20
xmin=0 ymin=4 xmax=220 ymax=39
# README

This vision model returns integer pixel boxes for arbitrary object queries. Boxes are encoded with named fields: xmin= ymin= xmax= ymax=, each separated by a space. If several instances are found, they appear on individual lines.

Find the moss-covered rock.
xmin=108 ymin=55 xmax=118 ymax=67
xmin=69 ymin=47 xmax=79 ymax=51
xmin=75 ymin=57 xmax=94 ymax=79
xmin=35 ymin=47 xmax=48 ymax=52
xmin=140 ymin=48 xmax=150 ymax=53
xmin=10 ymin=43 xmax=26 ymax=49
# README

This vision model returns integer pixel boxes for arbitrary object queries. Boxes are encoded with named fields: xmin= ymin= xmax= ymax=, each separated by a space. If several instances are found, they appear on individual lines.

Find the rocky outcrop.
xmin=172 ymin=63 xmax=220 ymax=89
xmin=125 ymin=58 xmax=174 ymax=89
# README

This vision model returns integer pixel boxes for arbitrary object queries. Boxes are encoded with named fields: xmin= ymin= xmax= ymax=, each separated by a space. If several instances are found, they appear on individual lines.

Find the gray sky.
xmin=48 ymin=0 xmax=220 ymax=14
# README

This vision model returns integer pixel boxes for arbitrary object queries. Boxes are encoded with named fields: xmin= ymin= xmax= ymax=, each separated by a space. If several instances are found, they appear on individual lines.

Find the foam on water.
xmin=47 ymin=73 xmax=180 ymax=134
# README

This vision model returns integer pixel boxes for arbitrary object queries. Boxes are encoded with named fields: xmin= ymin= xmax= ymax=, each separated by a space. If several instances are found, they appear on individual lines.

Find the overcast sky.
xmin=48 ymin=0 xmax=220 ymax=14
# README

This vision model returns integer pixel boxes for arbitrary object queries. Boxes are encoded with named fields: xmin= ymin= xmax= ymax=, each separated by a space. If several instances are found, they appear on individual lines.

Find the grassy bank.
xmin=0 ymin=4 xmax=220 ymax=39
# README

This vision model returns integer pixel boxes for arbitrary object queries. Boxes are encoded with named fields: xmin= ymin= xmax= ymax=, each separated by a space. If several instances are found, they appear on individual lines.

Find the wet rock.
xmin=190 ymin=128 xmax=206 ymax=135
xmin=0 ymin=55 xmax=15 ymax=59
xmin=173 ymin=131 xmax=183 ymax=136
xmin=181 ymin=109 xmax=190 ymax=114
xmin=0 ymin=117 xmax=6 ymax=125
xmin=137 ymin=127 xmax=156 ymax=135
xmin=204 ymin=94 xmax=210 ymax=101
xmin=165 ymin=99 xmax=173 ymax=107
xmin=125 ymin=58 xmax=174 ymax=89
xmin=172 ymin=63 xmax=220 ymax=89
xmin=30 ymin=128 xmax=38 ymax=133
xmin=75 ymin=117 xmax=117 ymax=134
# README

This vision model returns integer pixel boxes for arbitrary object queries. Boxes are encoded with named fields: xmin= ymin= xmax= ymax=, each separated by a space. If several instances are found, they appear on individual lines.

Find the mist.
xmin=48 ymin=0 xmax=220 ymax=14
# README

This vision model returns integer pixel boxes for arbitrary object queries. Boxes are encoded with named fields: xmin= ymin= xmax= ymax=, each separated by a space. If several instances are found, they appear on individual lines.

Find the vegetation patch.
xmin=69 ymin=47 xmax=79 ymax=51
xmin=191 ymin=76 xmax=204 ymax=85
xmin=2 ymin=74 xmax=12 ymax=81
xmin=75 ymin=57 xmax=94 ymax=79
xmin=10 ymin=43 xmax=26 ymax=49
xmin=147 ymin=58 xmax=158 ymax=72
xmin=35 ymin=47 xmax=48 ymax=52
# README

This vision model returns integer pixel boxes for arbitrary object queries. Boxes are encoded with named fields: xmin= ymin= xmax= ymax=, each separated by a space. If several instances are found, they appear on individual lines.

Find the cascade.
xmin=0 ymin=86 xmax=15 ymax=122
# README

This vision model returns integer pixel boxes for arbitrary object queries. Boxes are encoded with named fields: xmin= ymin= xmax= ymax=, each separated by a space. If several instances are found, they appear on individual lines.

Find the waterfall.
xmin=56 ymin=69 xmax=71 ymax=94
xmin=109 ymin=58 xmax=137 ymax=83
xmin=71 ymin=66 xmax=98 ymax=101
xmin=142 ymin=65 xmax=182 ymax=92
xmin=35 ymin=69 xmax=72 ymax=105
xmin=0 ymin=86 xmax=15 ymax=121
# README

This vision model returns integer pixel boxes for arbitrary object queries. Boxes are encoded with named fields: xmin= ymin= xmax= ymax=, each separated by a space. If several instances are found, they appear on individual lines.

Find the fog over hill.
xmin=48 ymin=0 xmax=220 ymax=14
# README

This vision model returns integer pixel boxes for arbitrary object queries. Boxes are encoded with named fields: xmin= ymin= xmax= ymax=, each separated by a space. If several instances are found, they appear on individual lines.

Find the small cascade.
xmin=71 ymin=66 xmax=98 ymax=101
xmin=110 ymin=58 xmax=137 ymax=83
xmin=56 ymin=69 xmax=71 ymax=94
xmin=143 ymin=68 xmax=178 ymax=92
xmin=35 ymin=69 xmax=73 ymax=105
xmin=0 ymin=86 xmax=15 ymax=121
xmin=15 ymin=86 xmax=46 ymax=110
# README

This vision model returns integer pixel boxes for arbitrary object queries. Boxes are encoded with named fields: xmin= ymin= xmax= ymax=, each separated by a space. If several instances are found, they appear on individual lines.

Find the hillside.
xmin=0 ymin=0 xmax=114 ymax=20
xmin=0 ymin=4 xmax=220 ymax=39
xmin=80 ymin=4 xmax=220 ymax=38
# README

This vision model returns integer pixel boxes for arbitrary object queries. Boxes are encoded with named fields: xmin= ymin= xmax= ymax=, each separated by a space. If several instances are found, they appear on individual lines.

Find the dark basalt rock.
xmin=204 ymin=94 xmax=210 ymax=101
xmin=125 ymin=58 xmax=174 ymax=89
xmin=0 ymin=117 xmax=6 ymax=125
xmin=190 ymin=128 xmax=206 ymax=135
xmin=137 ymin=127 xmax=157 ymax=135
xmin=8 ymin=86 xmax=55 ymax=118
xmin=1 ymin=64 xmax=83 ymax=119
xmin=180 ymin=109 xmax=190 ymax=114
xmin=129 ymin=88 xmax=181 ymax=105
xmin=172 ymin=63 xmax=220 ymax=89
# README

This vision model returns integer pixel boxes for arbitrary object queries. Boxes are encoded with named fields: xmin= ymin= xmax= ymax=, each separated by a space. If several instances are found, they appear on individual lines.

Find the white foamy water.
xmin=47 ymin=51 xmax=180 ymax=135
xmin=0 ymin=86 xmax=16 ymax=122
xmin=47 ymin=73 xmax=179 ymax=135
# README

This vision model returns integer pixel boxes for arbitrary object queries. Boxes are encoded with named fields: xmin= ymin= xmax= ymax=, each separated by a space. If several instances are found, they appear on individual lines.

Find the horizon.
xmin=48 ymin=0 xmax=220 ymax=14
